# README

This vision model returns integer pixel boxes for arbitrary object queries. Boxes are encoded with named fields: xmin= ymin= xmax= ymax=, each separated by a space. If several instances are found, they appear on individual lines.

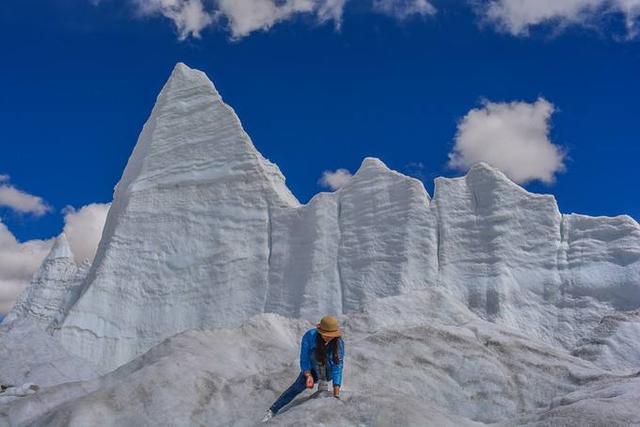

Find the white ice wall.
xmin=51 ymin=63 xmax=640 ymax=371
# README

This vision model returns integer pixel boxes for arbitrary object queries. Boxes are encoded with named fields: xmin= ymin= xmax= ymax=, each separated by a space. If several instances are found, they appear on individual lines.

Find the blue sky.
xmin=1 ymin=0 xmax=639 ymax=246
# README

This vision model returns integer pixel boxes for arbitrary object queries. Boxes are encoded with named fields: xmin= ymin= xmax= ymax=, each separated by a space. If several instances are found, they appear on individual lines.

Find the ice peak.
xmin=467 ymin=162 xmax=508 ymax=178
xmin=173 ymin=62 xmax=190 ymax=73
xmin=161 ymin=62 xmax=220 ymax=100
xmin=48 ymin=233 xmax=74 ymax=261
xmin=169 ymin=62 xmax=201 ymax=81
xmin=360 ymin=157 xmax=390 ymax=172
xmin=463 ymin=161 xmax=526 ymax=193
xmin=350 ymin=157 xmax=392 ymax=181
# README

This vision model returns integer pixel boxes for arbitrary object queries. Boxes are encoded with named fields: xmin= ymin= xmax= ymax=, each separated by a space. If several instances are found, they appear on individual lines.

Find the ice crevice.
xmin=264 ymin=202 xmax=274 ymax=313
xmin=336 ymin=196 xmax=346 ymax=315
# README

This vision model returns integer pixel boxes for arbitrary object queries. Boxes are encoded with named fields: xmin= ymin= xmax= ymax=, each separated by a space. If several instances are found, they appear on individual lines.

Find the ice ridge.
xmin=39 ymin=63 xmax=640 ymax=372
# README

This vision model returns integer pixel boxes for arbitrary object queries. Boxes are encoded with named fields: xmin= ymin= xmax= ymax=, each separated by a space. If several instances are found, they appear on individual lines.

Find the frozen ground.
xmin=2 ymin=291 xmax=639 ymax=426
xmin=1 ymin=63 xmax=639 ymax=426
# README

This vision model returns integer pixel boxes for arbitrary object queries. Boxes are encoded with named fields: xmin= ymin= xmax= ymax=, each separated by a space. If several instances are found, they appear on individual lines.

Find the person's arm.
xmin=332 ymin=338 xmax=345 ymax=397
xmin=300 ymin=330 xmax=315 ymax=388
xmin=299 ymin=330 xmax=313 ymax=374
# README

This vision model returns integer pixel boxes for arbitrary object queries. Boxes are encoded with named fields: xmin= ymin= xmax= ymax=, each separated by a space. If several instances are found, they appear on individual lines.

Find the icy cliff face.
xmin=59 ymin=63 xmax=299 ymax=369
xmin=3 ymin=234 xmax=78 ymax=328
xmin=54 ymin=63 xmax=640 ymax=373
xmin=266 ymin=157 xmax=437 ymax=320
xmin=432 ymin=166 xmax=640 ymax=349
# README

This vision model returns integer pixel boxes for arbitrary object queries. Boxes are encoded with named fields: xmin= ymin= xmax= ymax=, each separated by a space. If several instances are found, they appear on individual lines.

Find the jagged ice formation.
xmin=47 ymin=63 xmax=640 ymax=372
xmin=1 ymin=63 xmax=640 ymax=427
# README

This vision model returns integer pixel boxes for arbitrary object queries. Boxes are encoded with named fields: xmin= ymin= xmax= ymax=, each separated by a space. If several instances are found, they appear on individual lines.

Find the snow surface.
xmin=1 ymin=63 xmax=640 ymax=426
xmin=0 ymin=319 xmax=97 ymax=390
xmin=3 ymin=296 xmax=639 ymax=426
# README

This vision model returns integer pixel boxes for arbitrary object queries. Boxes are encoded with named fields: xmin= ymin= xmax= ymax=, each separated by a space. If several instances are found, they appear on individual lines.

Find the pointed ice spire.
xmin=60 ymin=63 xmax=299 ymax=370
xmin=114 ymin=62 xmax=298 ymax=204
xmin=3 ymin=234 xmax=78 ymax=327
xmin=48 ymin=232 xmax=74 ymax=260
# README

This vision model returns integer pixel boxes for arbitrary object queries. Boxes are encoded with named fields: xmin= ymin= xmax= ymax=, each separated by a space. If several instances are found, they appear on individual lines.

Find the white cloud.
xmin=98 ymin=0 xmax=640 ymax=39
xmin=62 ymin=203 xmax=111 ymax=264
xmin=318 ymin=168 xmax=353 ymax=190
xmin=0 ymin=176 xmax=51 ymax=216
xmin=448 ymin=98 xmax=566 ymax=185
xmin=125 ymin=0 xmax=347 ymax=39
xmin=217 ymin=0 xmax=345 ymax=38
xmin=482 ymin=0 xmax=640 ymax=37
xmin=373 ymin=0 xmax=436 ymax=20
xmin=0 ymin=202 xmax=110 ymax=315
xmin=134 ymin=0 xmax=215 ymax=39
xmin=316 ymin=0 xmax=348 ymax=24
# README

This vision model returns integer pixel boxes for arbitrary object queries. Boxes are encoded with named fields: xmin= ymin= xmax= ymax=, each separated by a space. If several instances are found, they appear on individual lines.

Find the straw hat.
xmin=316 ymin=315 xmax=342 ymax=338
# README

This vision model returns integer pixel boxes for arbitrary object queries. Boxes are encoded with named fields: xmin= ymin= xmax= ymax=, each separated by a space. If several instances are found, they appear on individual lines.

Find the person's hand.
xmin=305 ymin=372 xmax=314 ymax=389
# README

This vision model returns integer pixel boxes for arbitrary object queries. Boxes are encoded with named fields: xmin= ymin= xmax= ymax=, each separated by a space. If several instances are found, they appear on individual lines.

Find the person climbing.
xmin=262 ymin=315 xmax=345 ymax=422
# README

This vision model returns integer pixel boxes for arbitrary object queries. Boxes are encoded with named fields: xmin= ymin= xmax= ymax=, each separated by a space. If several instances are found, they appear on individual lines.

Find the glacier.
xmin=1 ymin=63 xmax=639 ymax=426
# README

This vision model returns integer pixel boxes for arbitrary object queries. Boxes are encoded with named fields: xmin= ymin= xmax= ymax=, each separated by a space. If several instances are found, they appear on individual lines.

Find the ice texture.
xmin=4 ymin=304 xmax=639 ymax=426
xmin=48 ymin=63 xmax=640 ymax=373
xmin=3 ymin=234 xmax=79 ymax=329
xmin=0 ymin=319 xmax=97 ymax=390
xmin=58 ymin=63 xmax=299 ymax=369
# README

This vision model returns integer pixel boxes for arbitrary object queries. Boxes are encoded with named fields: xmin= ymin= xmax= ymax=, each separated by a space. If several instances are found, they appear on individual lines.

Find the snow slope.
xmin=0 ymin=319 xmax=97 ymax=391
xmin=3 ymin=294 xmax=639 ymax=426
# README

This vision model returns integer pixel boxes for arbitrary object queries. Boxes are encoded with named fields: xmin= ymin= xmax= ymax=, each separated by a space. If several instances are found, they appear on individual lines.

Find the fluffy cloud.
xmin=62 ymin=203 xmax=111 ymax=264
xmin=128 ymin=0 xmax=347 ymax=39
xmin=373 ymin=0 xmax=436 ymax=20
xmin=217 ymin=0 xmax=345 ymax=38
xmin=99 ymin=0 xmax=640 ymax=39
xmin=318 ymin=168 xmax=353 ymax=190
xmin=134 ymin=0 xmax=215 ymax=39
xmin=0 ymin=176 xmax=51 ymax=216
xmin=0 ymin=203 xmax=110 ymax=315
xmin=316 ymin=0 xmax=348 ymax=23
xmin=108 ymin=0 xmax=640 ymax=40
xmin=448 ymin=98 xmax=566 ymax=185
xmin=482 ymin=0 xmax=640 ymax=37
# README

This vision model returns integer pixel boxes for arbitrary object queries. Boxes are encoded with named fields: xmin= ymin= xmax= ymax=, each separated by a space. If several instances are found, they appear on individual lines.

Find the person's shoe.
xmin=317 ymin=380 xmax=330 ymax=392
xmin=261 ymin=409 xmax=274 ymax=423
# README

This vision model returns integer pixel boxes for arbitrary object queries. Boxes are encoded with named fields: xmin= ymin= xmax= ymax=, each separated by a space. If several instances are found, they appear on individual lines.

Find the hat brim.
xmin=316 ymin=324 xmax=342 ymax=338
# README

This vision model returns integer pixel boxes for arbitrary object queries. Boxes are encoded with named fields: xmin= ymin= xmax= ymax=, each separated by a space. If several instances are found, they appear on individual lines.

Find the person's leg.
xmin=318 ymin=364 xmax=331 ymax=391
xmin=270 ymin=371 xmax=315 ymax=414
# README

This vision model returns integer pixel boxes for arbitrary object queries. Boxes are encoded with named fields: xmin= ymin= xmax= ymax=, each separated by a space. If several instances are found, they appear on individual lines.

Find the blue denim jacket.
xmin=299 ymin=328 xmax=345 ymax=386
